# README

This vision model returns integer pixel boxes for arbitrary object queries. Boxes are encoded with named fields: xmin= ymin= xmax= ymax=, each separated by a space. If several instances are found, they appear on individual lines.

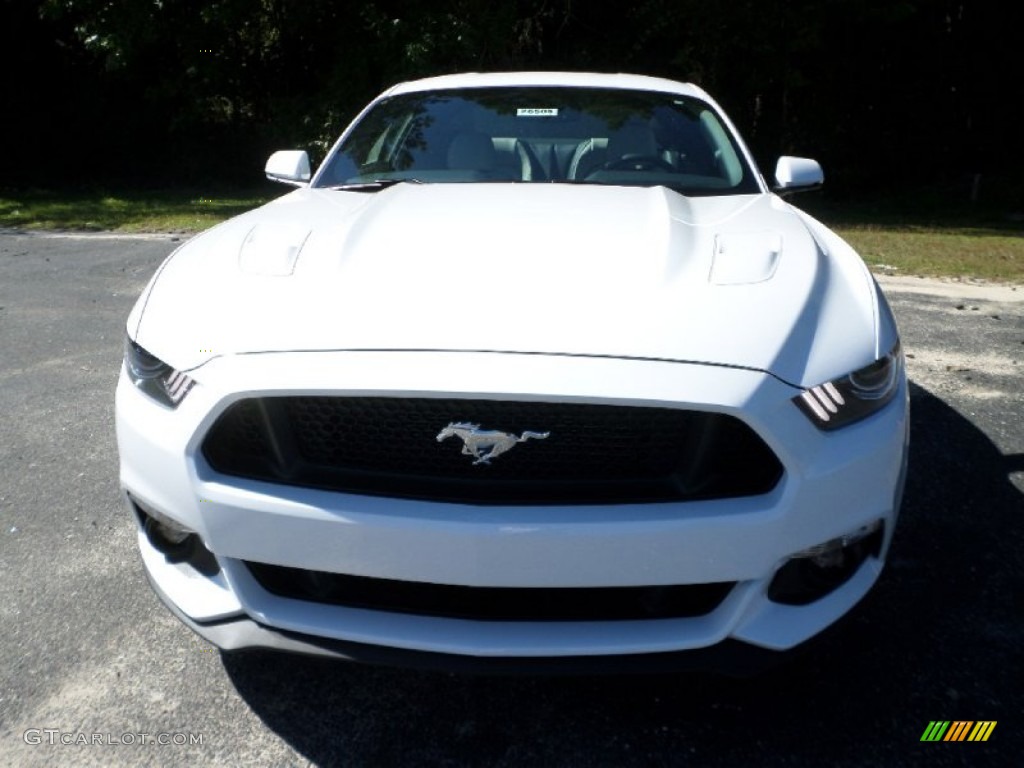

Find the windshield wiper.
xmin=326 ymin=179 xmax=423 ymax=192
xmin=545 ymin=179 xmax=604 ymax=186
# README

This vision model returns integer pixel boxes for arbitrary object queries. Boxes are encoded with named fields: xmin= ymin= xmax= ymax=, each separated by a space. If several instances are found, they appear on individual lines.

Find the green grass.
xmin=804 ymin=195 xmax=1024 ymax=282
xmin=833 ymin=225 xmax=1024 ymax=283
xmin=0 ymin=189 xmax=275 ymax=233
xmin=1 ymin=189 xmax=1022 ymax=282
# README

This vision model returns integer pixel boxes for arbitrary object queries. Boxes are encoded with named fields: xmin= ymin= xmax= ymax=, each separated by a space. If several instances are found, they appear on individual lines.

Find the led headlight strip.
xmin=124 ymin=337 xmax=195 ymax=408
xmin=794 ymin=344 xmax=902 ymax=430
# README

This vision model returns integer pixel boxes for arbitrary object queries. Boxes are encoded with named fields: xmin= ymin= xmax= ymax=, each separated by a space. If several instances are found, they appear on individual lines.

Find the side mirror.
xmin=265 ymin=150 xmax=311 ymax=186
xmin=773 ymin=156 xmax=824 ymax=195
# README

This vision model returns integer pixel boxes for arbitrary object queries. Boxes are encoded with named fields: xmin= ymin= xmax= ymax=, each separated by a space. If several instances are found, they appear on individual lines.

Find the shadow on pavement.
xmin=221 ymin=381 xmax=1022 ymax=766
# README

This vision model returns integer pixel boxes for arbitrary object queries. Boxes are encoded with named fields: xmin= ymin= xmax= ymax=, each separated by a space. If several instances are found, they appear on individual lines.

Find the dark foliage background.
xmin=2 ymin=0 xmax=1019 ymax=207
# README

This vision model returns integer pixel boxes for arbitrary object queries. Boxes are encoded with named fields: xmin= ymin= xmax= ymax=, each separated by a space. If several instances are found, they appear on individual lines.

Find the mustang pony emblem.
xmin=436 ymin=422 xmax=550 ymax=466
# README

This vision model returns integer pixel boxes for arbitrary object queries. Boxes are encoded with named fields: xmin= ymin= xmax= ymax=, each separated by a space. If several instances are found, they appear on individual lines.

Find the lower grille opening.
xmin=246 ymin=562 xmax=735 ymax=621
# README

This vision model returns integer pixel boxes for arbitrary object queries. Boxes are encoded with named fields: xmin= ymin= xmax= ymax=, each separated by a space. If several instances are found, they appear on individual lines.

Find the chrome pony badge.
xmin=436 ymin=422 xmax=550 ymax=466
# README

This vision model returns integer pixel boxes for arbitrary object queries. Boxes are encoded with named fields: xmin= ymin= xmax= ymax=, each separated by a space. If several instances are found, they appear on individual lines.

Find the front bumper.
xmin=146 ymin=566 xmax=851 ymax=676
xmin=117 ymin=349 xmax=909 ymax=667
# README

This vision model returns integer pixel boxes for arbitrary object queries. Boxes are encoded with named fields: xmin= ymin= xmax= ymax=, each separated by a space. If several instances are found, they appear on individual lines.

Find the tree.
xmin=11 ymin=0 xmax=1021 ymax=203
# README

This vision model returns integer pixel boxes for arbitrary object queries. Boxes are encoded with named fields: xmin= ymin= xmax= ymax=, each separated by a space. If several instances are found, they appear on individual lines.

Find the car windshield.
xmin=315 ymin=86 xmax=762 ymax=196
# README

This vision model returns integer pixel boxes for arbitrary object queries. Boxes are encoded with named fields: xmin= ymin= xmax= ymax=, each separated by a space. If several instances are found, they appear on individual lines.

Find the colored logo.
xmin=920 ymin=721 xmax=996 ymax=742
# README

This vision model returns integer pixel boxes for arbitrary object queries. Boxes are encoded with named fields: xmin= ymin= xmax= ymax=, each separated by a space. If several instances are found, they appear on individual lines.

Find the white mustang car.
xmin=117 ymin=72 xmax=908 ymax=672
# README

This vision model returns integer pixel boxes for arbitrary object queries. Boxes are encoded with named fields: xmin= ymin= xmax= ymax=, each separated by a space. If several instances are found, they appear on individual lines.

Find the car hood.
xmin=132 ymin=183 xmax=891 ymax=388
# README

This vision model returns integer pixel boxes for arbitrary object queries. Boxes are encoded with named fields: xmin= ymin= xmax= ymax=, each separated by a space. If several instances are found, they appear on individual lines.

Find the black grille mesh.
xmin=202 ymin=397 xmax=782 ymax=504
xmin=245 ymin=562 xmax=735 ymax=621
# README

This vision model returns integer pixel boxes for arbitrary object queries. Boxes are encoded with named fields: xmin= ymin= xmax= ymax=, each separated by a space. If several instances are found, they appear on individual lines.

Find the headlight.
xmin=794 ymin=344 xmax=902 ymax=430
xmin=124 ymin=337 xmax=195 ymax=408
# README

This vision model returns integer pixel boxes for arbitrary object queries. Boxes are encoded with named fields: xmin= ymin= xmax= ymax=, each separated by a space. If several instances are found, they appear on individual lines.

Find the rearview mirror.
xmin=773 ymin=156 xmax=824 ymax=194
xmin=265 ymin=150 xmax=311 ymax=185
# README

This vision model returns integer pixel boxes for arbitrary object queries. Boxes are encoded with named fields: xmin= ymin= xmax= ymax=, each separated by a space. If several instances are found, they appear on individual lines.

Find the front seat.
xmin=568 ymin=122 xmax=660 ymax=180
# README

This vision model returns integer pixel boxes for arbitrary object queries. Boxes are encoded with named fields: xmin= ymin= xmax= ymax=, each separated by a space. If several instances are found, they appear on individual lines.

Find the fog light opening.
xmin=143 ymin=513 xmax=197 ymax=562
xmin=130 ymin=498 xmax=220 ymax=576
xmin=767 ymin=521 xmax=884 ymax=606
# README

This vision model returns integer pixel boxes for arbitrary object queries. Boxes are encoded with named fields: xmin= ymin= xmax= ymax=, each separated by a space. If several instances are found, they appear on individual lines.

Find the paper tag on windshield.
xmin=517 ymin=108 xmax=558 ymax=117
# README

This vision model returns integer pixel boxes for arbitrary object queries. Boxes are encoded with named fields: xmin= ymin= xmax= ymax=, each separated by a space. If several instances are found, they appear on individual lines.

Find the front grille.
xmin=246 ymin=562 xmax=735 ymax=621
xmin=201 ymin=397 xmax=782 ymax=504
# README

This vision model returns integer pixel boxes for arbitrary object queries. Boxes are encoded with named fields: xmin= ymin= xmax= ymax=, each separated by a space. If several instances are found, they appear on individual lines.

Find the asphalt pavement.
xmin=0 ymin=230 xmax=1021 ymax=767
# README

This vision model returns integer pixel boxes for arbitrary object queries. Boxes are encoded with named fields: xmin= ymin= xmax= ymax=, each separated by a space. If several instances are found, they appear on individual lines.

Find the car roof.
xmin=384 ymin=72 xmax=710 ymax=100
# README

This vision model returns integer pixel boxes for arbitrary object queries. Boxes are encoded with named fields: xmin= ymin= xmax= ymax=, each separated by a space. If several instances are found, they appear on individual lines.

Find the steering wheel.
xmin=603 ymin=154 xmax=675 ymax=173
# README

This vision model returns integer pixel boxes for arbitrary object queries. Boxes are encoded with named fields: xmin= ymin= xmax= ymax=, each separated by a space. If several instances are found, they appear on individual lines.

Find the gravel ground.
xmin=0 ymin=231 xmax=1020 ymax=767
